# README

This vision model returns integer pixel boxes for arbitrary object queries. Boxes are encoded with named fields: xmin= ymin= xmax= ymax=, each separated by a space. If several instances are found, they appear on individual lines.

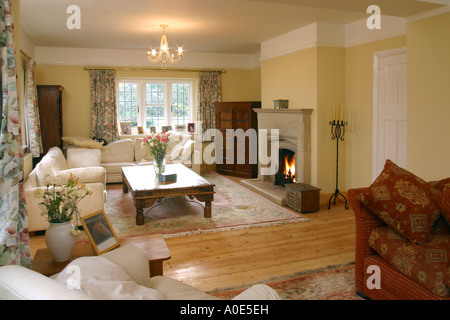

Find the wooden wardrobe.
xmin=214 ymin=101 xmax=261 ymax=178
xmin=37 ymin=85 xmax=63 ymax=155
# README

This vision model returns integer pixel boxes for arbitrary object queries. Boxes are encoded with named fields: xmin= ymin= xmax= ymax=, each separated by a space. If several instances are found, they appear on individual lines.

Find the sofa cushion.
xmin=429 ymin=177 xmax=450 ymax=193
xmin=433 ymin=189 xmax=450 ymax=225
xmin=357 ymin=159 xmax=440 ymax=244
xmin=102 ymin=162 xmax=136 ymax=175
xmin=181 ymin=139 xmax=195 ymax=162
xmin=62 ymin=136 xmax=103 ymax=149
xmin=101 ymin=139 xmax=135 ymax=163
xmin=369 ymin=224 xmax=450 ymax=297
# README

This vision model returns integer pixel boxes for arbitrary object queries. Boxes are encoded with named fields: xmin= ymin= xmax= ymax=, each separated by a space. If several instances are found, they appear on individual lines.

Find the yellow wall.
xmin=344 ymin=36 xmax=407 ymax=189
xmin=317 ymin=47 xmax=346 ymax=193
xmin=34 ymin=65 xmax=261 ymax=138
xmin=407 ymin=13 xmax=450 ymax=180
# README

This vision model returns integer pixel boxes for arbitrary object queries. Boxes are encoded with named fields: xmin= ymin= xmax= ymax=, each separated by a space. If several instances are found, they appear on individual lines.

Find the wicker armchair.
xmin=348 ymin=188 xmax=450 ymax=300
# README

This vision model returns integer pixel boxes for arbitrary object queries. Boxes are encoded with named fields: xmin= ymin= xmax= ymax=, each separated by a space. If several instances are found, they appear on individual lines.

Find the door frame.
xmin=372 ymin=47 xmax=407 ymax=181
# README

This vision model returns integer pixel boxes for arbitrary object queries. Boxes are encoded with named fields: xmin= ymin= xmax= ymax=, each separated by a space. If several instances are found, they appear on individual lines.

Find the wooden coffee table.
xmin=122 ymin=164 xmax=215 ymax=225
xmin=32 ymin=234 xmax=171 ymax=277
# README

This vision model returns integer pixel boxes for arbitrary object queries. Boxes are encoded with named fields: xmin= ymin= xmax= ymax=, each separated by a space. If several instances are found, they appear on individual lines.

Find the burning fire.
xmin=283 ymin=154 xmax=296 ymax=182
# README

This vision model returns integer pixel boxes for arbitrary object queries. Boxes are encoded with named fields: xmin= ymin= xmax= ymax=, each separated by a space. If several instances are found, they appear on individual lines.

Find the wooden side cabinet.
xmin=37 ymin=85 xmax=63 ymax=155
xmin=214 ymin=101 xmax=261 ymax=178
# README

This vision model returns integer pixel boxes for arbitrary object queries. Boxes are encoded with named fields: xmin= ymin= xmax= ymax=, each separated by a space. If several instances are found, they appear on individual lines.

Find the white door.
xmin=372 ymin=48 xmax=407 ymax=180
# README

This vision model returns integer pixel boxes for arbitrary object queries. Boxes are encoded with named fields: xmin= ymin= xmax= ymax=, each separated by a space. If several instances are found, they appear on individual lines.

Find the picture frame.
xmin=149 ymin=126 xmax=156 ymax=133
xmin=81 ymin=209 xmax=120 ymax=255
xmin=175 ymin=124 xmax=186 ymax=132
xmin=161 ymin=125 xmax=172 ymax=133
xmin=187 ymin=123 xmax=195 ymax=133
xmin=120 ymin=121 xmax=131 ymax=135
xmin=137 ymin=126 xmax=144 ymax=134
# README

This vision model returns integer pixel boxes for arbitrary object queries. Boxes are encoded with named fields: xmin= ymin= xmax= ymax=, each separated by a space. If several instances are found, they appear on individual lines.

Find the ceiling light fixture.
xmin=147 ymin=24 xmax=183 ymax=68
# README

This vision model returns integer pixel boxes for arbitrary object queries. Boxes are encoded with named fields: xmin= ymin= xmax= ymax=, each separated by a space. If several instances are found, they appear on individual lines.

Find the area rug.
xmin=99 ymin=172 xmax=309 ymax=239
xmin=208 ymin=263 xmax=363 ymax=300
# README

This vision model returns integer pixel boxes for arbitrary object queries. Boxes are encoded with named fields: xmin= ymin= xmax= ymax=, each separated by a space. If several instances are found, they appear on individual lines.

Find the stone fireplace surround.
xmin=241 ymin=108 xmax=312 ymax=206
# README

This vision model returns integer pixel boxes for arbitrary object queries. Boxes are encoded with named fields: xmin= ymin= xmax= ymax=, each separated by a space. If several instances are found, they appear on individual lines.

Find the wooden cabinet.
xmin=37 ymin=85 xmax=63 ymax=155
xmin=214 ymin=101 xmax=261 ymax=178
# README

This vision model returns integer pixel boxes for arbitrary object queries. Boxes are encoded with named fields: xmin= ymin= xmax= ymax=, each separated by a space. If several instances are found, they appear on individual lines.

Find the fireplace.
xmin=240 ymin=108 xmax=312 ymax=205
xmin=274 ymin=149 xmax=296 ymax=186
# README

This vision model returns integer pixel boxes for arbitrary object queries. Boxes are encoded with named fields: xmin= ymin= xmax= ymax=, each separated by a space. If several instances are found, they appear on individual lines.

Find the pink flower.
xmin=160 ymin=136 xmax=167 ymax=143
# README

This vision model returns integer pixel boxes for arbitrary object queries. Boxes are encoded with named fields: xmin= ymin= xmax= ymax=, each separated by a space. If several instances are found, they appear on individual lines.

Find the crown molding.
xmin=407 ymin=5 xmax=450 ymax=22
xmin=34 ymin=46 xmax=261 ymax=70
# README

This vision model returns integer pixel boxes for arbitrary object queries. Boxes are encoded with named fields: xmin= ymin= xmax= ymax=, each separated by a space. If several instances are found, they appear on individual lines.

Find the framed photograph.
xmin=81 ymin=210 xmax=120 ymax=255
xmin=187 ymin=122 xmax=195 ymax=133
xmin=175 ymin=124 xmax=186 ymax=132
xmin=137 ymin=126 xmax=144 ymax=134
xmin=149 ymin=126 xmax=156 ymax=133
xmin=161 ymin=125 xmax=172 ymax=133
xmin=120 ymin=121 xmax=131 ymax=135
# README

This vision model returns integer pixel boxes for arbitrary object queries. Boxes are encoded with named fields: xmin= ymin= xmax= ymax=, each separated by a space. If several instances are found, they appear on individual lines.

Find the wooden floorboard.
xmin=29 ymin=174 xmax=355 ymax=293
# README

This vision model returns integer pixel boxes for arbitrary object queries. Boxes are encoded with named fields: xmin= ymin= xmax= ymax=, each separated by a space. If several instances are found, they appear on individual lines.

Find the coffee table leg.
xmin=204 ymin=201 xmax=212 ymax=218
xmin=136 ymin=208 xmax=144 ymax=225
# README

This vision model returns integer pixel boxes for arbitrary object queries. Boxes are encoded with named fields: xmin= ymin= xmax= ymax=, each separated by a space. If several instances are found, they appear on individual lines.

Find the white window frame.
xmin=116 ymin=77 xmax=195 ymax=134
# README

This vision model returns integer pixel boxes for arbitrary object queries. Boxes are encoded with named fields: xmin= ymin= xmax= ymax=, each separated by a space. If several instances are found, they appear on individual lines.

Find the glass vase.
xmin=154 ymin=156 xmax=166 ymax=175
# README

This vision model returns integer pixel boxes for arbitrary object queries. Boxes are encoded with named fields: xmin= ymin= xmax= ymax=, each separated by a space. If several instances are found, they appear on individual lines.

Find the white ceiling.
xmin=20 ymin=0 xmax=448 ymax=55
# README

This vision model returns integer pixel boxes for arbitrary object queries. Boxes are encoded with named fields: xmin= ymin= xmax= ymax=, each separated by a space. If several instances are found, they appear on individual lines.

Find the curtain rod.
xmin=20 ymin=50 xmax=31 ymax=60
xmin=83 ymin=66 xmax=225 ymax=73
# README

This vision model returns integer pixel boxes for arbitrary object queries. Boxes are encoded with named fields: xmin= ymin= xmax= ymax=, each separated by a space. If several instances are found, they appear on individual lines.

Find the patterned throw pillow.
xmin=433 ymin=189 xmax=450 ymax=225
xmin=358 ymin=159 xmax=440 ymax=244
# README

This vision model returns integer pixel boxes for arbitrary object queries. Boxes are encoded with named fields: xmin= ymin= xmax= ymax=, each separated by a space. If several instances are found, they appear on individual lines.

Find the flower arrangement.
xmin=35 ymin=173 xmax=93 ymax=234
xmin=141 ymin=131 xmax=173 ymax=174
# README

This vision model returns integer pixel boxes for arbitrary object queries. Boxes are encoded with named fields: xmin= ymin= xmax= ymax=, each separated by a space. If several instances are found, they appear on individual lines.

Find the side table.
xmin=32 ymin=234 xmax=171 ymax=277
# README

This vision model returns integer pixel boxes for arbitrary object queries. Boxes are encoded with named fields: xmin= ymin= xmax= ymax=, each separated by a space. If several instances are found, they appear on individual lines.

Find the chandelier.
xmin=147 ymin=24 xmax=183 ymax=67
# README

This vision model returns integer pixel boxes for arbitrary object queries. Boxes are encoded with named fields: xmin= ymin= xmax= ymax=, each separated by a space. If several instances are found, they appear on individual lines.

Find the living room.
xmin=1 ymin=0 xmax=449 ymax=303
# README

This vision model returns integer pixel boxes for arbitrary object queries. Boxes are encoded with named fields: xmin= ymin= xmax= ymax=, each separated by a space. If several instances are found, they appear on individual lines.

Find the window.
xmin=117 ymin=78 xmax=194 ymax=134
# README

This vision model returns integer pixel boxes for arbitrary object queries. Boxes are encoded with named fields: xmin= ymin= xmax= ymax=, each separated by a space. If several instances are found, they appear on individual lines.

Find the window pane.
xmin=146 ymin=105 xmax=165 ymax=130
xmin=146 ymin=83 xmax=164 ymax=104
xmin=118 ymin=82 xmax=138 ymax=127
xmin=171 ymin=83 xmax=190 ymax=125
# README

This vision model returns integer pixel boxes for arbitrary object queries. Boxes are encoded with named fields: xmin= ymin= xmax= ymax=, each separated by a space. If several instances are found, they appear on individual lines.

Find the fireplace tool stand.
xmin=328 ymin=120 xmax=349 ymax=210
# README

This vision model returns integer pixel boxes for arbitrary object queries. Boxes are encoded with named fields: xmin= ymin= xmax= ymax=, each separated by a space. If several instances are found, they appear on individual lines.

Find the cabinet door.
xmin=215 ymin=108 xmax=234 ymax=171
xmin=38 ymin=86 xmax=62 ymax=154
xmin=233 ymin=109 xmax=253 ymax=175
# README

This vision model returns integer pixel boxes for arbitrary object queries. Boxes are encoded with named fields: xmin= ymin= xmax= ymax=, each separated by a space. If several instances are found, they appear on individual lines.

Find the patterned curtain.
xmin=24 ymin=58 xmax=43 ymax=157
xmin=0 ymin=0 xmax=32 ymax=267
xmin=89 ymin=69 xmax=118 ymax=143
xmin=197 ymin=71 xmax=221 ymax=141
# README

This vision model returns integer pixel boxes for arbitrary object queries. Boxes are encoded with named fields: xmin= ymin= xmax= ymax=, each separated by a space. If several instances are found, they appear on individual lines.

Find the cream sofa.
xmin=24 ymin=147 xmax=106 ymax=232
xmin=101 ymin=131 xmax=200 ymax=183
xmin=0 ymin=246 xmax=280 ymax=300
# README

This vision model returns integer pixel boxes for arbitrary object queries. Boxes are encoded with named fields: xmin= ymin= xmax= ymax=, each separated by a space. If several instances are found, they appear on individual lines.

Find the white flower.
xmin=43 ymin=175 xmax=61 ymax=186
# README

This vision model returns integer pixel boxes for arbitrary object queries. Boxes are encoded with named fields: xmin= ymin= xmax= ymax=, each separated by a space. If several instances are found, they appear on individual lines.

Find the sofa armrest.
xmin=348 ymin=188 xmax=386 ymax=292
xmin=54 ymin=167 xmax=106 ymax=187
xmin=0 ymin=265 xmax=91 ymax=300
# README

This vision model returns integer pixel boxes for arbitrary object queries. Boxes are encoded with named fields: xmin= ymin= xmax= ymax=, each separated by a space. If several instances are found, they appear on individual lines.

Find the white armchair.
xmin=24 ymin=147 xmax=106 ymax=232
xmin=0 ymin=246 xmax=280 ymax=300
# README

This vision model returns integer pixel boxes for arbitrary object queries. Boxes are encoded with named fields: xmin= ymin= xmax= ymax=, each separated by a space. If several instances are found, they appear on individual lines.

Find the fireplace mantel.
xmin=254 ymin=108 xmax=313 ymax=115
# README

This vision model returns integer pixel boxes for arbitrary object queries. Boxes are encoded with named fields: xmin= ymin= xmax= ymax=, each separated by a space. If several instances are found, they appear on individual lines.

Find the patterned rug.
xmin=100 ymin=172 xmax=309 ymax=239
xmin=208 ymin=264 xmax=363 ymax=300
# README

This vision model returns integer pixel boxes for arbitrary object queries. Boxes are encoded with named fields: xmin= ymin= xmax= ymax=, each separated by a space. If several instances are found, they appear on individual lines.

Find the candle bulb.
xmin=333 ymin=104 xmax=336 ymax=122
xmin=341 ymin=104 xmax=344 ymax=123
xmin=337 ymin=104 xmax=340 ymax=122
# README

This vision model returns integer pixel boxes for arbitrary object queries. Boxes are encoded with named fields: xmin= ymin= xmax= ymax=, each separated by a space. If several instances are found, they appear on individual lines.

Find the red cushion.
xmin=358 ymin=159 xmax=440 ymax=244
xmin=433 ymin=189 xmax=450 ymax=225
xmin=369 ymin=225 xmax=450 ymax=297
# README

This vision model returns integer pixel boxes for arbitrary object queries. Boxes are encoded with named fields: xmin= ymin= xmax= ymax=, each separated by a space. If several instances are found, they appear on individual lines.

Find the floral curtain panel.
xmin=197 ymin=71 xmax=221 ymax=141
xmin=0 ymin=0 xmax=32 ymax=267
xmin=24 ymin=58 xmax=43 ymax=157
xmin=89 ymin=69 xmax=118 ymax=143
